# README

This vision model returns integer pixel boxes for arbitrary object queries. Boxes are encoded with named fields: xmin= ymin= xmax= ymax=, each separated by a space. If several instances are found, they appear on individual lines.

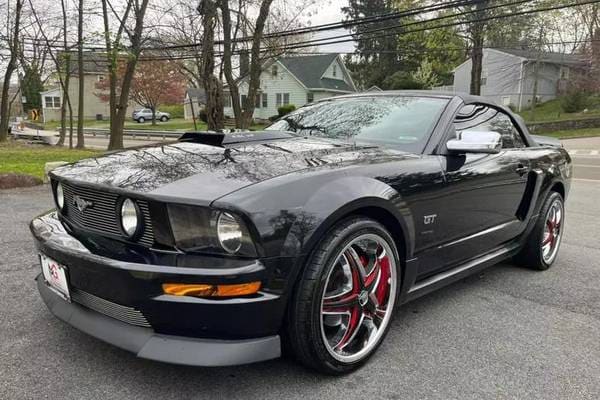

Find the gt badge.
xmin=424 ymin=214 xmax=437 ymax=225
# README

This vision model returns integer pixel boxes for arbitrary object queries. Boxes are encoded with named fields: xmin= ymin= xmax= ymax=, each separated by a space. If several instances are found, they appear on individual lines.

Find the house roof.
xmin=495 ymin=48 xmax=587 ymax=67
xmin=278 ymin=54 xmax=355 ymax=92
xmin=186 ymin=87 xmax=207 ymax=102
xmin=60 ymin=52 xmax=111 ymax=75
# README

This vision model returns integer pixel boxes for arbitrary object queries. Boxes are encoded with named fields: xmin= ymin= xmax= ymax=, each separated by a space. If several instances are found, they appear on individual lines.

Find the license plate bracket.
xmin=40 ymin=254 xmax=71 ymax=302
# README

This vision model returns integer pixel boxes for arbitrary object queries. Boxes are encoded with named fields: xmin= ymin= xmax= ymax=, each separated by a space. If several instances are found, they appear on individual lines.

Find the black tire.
xmin=138 ymin=117 xmax=145 ymax=123
xmin=160 ymin=116 xmax=168 ymax=122
xmin=514 ymin=191 xmax=565 ymax=270
xmin=287 ymin=217 xmax=401 ymax=375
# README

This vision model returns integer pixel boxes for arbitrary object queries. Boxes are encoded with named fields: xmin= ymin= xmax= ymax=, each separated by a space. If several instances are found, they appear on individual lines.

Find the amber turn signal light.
xmin=162 ymin=282 xmax=261 ymax=298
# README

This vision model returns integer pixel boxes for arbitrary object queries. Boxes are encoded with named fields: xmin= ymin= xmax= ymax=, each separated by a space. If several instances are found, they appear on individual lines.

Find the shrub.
xmin=560 ymin=92 xmax=589 ymax=113
xmin=277 ymin=104 xmax=296 ymax=117
xmin=382 ymin=71 xmax=424 ymax=90
xmin=160 ymin=104 xmax=184 ymax=119
xmin=198 ymin=108 xmax=208 ymax=123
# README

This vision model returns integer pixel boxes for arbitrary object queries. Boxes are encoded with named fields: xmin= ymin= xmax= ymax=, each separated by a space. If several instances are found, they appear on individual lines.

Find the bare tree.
xmin=76 ymin=0 xmax=84 ymax=148
xmin=0 ymin=0 xmax=23 ymax=142
xmin=101 ymin=0 xmax=151 ymax=150
xmin=28 ymin=0 xmax=75 ymax=147
xmin=198 ymin=0 xmax=224 ymax=131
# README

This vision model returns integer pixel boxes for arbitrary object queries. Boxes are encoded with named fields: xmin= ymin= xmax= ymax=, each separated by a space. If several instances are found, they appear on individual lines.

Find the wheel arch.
xmin=289 ymin=176 xmax=416 ymax=264
xmin=550 ymin=181 xmax=565 ymax=199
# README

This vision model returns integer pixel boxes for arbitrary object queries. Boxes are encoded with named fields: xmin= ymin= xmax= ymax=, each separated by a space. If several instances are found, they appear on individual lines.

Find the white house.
xmin=224 ymin=54 xmax=357 ymax=120
xmin=183 ymin=87 xmax=207 ymax=120
xmin=453 ymin=48 xmax=586 ymax=111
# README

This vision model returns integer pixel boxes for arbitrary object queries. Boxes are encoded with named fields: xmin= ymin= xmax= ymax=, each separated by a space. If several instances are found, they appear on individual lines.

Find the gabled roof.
xmin=494 ymin=48 xmax=587 ymax=67
xmin=278 ymin=54 xmax=355 ymax=92
xmin=186 ymin=87 xmax=207 ymax=102
xmin=61 ymin=52 xmax=109 ymax=75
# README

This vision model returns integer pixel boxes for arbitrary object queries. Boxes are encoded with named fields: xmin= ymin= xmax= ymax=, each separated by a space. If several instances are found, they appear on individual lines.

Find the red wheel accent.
xmin=320 ymin=234 xmax=398 ymax=362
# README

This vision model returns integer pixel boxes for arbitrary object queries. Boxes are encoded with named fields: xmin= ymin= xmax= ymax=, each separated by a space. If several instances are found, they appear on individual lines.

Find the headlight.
xmin=120 ymin=198 xmax=140 ymax=237
xmin=167 ymin=205 xmax=256 ymax=256
xmin=217 ymin=212 xmax=243 ymax=254
xmin=55 ymin=183 xmax=65 ymax=210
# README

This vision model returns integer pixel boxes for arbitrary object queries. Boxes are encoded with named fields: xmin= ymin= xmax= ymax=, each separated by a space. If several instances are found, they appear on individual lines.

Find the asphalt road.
xmin=2 ymin=146 xmax=600 ymax=399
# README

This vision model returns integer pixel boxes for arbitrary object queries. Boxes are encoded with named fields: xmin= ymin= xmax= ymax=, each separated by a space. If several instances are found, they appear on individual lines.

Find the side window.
xmin=453 ymin=105 xmax=525 ymax=149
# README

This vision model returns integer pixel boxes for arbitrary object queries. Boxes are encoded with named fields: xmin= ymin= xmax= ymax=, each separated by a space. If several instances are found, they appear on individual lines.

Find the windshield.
xmin=266 ymin=96 xmax=448 ymax=152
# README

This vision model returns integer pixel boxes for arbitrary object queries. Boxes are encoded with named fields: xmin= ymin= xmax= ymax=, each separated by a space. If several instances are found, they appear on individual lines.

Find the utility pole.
xmin=531 ymin=26 xmax=544 ymax=121
xmin=469 ymin=0 xmax=486 ymax=96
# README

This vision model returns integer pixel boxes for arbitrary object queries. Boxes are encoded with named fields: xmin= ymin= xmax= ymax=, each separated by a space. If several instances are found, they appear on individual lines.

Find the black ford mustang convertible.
xmin=31 ymin=91 xmax=571 ymax=374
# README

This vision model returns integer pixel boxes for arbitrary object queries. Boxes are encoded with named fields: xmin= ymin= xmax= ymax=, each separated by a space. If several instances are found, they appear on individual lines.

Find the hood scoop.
xmin=179 ymin=130 xmax=293 ymax=147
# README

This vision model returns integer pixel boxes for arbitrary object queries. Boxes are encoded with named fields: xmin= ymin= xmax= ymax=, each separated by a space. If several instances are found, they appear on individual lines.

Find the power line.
xmin=13 ymin=0 xmax=599 ymax=61
xmin=128 ymin=0 xmax=600 ymax=62
xmin=251 ymin=0 xmax=600 ymax=55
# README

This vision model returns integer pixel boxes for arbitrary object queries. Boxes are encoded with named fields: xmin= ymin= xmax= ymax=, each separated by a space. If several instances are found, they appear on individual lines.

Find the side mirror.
xmin=447 ymin=130 xmax=502 ymax=154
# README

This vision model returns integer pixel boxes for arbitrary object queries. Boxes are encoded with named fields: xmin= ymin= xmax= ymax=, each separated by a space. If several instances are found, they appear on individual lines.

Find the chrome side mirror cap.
xmin=447 ymin=130 xmax=502 ymax=154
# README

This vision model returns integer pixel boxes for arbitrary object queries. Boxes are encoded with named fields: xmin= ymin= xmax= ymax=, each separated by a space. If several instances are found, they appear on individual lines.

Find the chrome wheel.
xmin=320 ymin=233 xmax=397 ymax=363
xmin=542 ymin=198 xmax=564 ymax=264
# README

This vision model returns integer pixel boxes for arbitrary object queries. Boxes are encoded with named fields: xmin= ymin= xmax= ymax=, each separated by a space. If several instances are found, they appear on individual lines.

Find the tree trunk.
xmin=103 ymin=0 xmax=148 ymax=150
xmin=200 ymin=0 xmax=224 ymax=131
xmin=76 ymin=0 xmax=85 ymax=148
xmin=469 ymin=1 xmax=486 ymax=96
xmin=151 ymin=108 xmax=156 ymax=125
xmin=0 ymin=0 xmax=22 ymax=142
xmin=530 ymin=28 xmax=544 ymax=121
xmin=240 ymin=0 xmax=274 ymax=129
xmin=219 ymin=0 xmax=243 ymax=128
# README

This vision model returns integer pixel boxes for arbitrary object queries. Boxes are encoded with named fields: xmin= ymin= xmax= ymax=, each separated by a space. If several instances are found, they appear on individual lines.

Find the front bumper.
xmin=31 ymin=211 xmax=283 ymax=366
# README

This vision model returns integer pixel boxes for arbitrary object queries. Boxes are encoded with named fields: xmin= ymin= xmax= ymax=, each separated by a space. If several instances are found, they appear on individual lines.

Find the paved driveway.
xmin=562 ymin=136 xmax=600 ymax=182
xmin=1 ymin=182 xmax=599 ymax=400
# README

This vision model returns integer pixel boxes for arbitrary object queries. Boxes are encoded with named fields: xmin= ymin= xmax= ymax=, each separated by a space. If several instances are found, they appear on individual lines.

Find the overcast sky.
xmin=306 ymin=0 xmax=355 ymax=54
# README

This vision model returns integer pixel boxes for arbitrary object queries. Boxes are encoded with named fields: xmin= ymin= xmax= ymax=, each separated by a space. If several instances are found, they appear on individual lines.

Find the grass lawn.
xmin=43 ymin=118 xmax=268 ymax=132
xmin=518 ymin=98 xmax=600 ymax=123
xmin=0 ymin=142 xmax=100 ymax=180
xmin=542 ymin=128 xmax=600 ymax=139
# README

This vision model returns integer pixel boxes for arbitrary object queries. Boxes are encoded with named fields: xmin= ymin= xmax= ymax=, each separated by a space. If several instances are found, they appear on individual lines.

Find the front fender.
xmin=282 ymin=176 xmax=415 ymax=261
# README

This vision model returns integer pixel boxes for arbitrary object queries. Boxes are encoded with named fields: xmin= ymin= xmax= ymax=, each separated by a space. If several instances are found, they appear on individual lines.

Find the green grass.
xmin=0 ymin=142 xmax=100 ymax=180
xmin=43 ymin=118 xmax=268 ymax=132
xmin=542 ymin=127 xmax=600 ymax=139
xmin=518 ymin=98 xmax=600 ymax=123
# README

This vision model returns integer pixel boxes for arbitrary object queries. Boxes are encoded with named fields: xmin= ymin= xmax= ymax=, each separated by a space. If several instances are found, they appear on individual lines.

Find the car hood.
xmin=51 ymin=136 xmax=412 ymax=204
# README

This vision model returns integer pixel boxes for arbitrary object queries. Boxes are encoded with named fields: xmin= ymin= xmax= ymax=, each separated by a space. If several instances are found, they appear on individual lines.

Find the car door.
xmin=418 ymin=104 xmax=531 ymax=277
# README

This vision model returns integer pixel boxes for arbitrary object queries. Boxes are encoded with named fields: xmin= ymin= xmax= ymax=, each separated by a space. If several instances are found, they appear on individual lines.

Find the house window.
xmin=271 ymin=65 xmax=278 ymax=77
xmin=332 ymin=65 xmax=337 ymax=77
xmin=224 ymin=95 xmax=232 ymax=108
xmin=241 ymin=94 xmax=248 ymax=109
xmin=307 ymin=92 xmax=314 ymax=103
xmin=283 ymin=93 xmax=290 ymax=105
xmin=276 ymin=93 xmax=282 ymax=107
xmin=262 ymin=93 xmax=268 ymax=108
xmin=44 ymin=96 xmax=61 ymax=109
xmin=97 ymin=75 xmax=105 ymax=82
xmin=255 ymin=94 xmax=261 ymax=108
xmin=560 ymin=67 xmax=570 ymax=79
xmin=502 ymin=96 xmax=511 ymax=106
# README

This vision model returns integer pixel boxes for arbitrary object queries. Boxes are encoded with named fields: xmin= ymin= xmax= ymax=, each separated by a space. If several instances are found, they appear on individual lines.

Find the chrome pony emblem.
xmin=73 ymin=195 xmax=94 ymax=212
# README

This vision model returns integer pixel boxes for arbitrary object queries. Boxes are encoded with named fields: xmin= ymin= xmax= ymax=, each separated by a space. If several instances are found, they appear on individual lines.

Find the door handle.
xmin=515 ymin=164 xmax=529 ymax=176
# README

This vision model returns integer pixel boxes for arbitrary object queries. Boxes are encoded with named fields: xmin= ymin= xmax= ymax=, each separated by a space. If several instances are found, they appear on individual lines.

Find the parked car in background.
xmin=32 ymin=91 xmax=571 ymax=374
xmin=132 ymin=108 xmax=170 ymax=123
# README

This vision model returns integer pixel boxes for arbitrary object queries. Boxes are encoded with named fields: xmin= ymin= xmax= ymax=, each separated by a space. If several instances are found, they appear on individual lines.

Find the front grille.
xmin=71 ymin=289 xmax=152 ymax=328
xmin=61 ymin=182 xmax=154 ymax=247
